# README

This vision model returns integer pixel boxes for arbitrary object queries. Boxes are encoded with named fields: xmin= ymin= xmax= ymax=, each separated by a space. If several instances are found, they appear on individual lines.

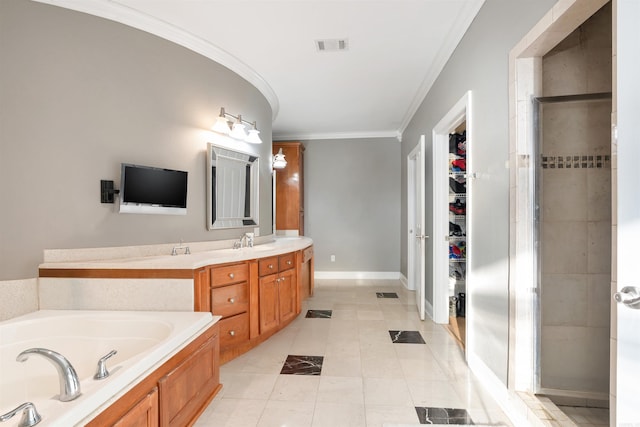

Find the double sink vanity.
xmin=32 ymin=236 xmax=314 ymax=426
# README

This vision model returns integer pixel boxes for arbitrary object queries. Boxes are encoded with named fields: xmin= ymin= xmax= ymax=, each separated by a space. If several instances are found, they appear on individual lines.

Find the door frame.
xmin=407 ymin=135 xmax=426 ymax=320
xmin=432 ymin=91 xmax=472 ymax=326
xmin=507 ymin=0 xmax=610 ymax=403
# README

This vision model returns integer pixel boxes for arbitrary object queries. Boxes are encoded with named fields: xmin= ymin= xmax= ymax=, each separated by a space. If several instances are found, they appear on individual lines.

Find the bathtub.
xmin=0 ymin=310 xmax=219 ymax=426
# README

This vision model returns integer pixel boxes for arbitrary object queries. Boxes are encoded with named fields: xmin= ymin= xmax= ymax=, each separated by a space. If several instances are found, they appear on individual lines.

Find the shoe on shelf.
xmin=449 ymin=222 xmax=464 ymax=236
xmin=451 ymin=159 xmax=466 ymax=171
xmin=449 ymin=177 xmax=466 ymax=193
xmin=449 ymin=198 xmax=466 ymax=215
xmin=449 ymin=131 xmax=466 ymax=154
xmin=449 ymin=244 xmax=462 ymax=259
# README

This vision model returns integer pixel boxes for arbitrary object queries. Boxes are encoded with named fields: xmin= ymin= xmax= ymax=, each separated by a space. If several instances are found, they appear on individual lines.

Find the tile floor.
xmin=559 ymin=406 xmax=609 ymax=427
xmin=195 ymin=279 xmax=513 ymax=427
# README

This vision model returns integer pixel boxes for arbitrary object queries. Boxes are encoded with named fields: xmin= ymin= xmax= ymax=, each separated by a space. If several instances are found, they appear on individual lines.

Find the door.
xmin=614 ymin=1 xmax=640 ymax=423
xmin=408 ymin=135 xmax=426 ymax=320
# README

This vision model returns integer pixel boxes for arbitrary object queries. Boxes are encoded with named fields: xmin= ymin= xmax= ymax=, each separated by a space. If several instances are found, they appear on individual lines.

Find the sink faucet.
xmin=233 ymin=233 xmax=254 ymax=249
xmin=16 ymin=348 xmax=81 ymax=402
xmin=171 ymin=239 xmax=191 ymax=256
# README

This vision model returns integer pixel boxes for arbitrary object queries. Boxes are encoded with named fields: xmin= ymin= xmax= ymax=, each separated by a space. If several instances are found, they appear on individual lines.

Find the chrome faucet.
xmin=171 ymin=239 xmax=191 ymax=256
xmin=16 ymin=348 xmax=81 ymax=402
xmin=0 ymin=402 xmax=41 ymax=427
xmin=233 ymin=233 xmax=254 ymax=249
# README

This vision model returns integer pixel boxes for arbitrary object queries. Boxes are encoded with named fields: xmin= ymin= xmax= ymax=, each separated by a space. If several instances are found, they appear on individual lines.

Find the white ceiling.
xmin=37 ymin=0 xmax=485 ymax=141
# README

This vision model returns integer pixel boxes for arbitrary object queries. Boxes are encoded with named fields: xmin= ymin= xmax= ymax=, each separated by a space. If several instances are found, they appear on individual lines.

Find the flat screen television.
xmin=119 ymin=163 xmax=188 ymax=215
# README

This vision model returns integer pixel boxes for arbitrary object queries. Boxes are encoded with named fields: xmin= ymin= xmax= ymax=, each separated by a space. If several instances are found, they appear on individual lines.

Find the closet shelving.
xmin=448 ymin=127 xmax=467 ymax=346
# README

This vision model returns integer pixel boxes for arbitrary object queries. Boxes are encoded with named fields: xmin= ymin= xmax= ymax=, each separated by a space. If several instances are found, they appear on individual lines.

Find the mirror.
xmin=207 ymin=143 xmax=259 ymax=229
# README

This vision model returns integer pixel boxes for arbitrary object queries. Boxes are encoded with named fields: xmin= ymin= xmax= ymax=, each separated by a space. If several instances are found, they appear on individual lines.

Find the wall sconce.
xmin=273 ymin=148 xmax=287 ymax=169
xmin=212 ymin=107 xmax=262 ymax=144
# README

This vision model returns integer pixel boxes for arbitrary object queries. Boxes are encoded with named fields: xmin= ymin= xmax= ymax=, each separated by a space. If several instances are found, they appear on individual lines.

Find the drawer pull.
xmin=268 ymin=264 xmax=274 ymax=269
xmin=229 ymin=297 xmax=235 ymax=304
xmin=287 ymin=260 xmax=292 ymax=265
xmin=229 ymin=273 xmax=235 ymax=279
xmin=229 ymin=330 xmax=235 ymax=336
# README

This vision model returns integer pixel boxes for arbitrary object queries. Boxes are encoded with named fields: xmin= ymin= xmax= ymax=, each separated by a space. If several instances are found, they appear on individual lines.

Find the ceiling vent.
xmin=315 ymin=38 xmax=349 ymax=52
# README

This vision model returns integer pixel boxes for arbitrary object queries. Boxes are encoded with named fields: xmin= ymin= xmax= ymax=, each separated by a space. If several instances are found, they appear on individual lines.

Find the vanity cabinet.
xmin=86 ymin=324 xmax=220 ymax=427
xmin=210 ymin=262 xmax=250 ymax=351
xmin=273 ymin=141 xmax=305 ymax=235
xmin=258 ymin=253 xmax=297 ymax=334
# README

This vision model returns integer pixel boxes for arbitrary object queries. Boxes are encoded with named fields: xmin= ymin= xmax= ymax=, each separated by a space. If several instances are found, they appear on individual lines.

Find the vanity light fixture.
xmin=212 ymin=107 xmax=262 ymax=144
xmin=273 ymin=148 xmax=287 ymax=169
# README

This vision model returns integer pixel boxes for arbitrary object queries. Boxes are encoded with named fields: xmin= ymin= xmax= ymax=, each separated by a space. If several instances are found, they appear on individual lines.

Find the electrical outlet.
xmin=330 ymin=255 xmax=335 ymax=262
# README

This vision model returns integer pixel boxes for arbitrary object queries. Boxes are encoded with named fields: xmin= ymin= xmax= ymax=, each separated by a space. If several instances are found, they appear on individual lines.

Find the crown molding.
xmin=397 ymin=0 xmax=485 ymax=138
xmin=32 ymin=0 xmax=280 ymax=121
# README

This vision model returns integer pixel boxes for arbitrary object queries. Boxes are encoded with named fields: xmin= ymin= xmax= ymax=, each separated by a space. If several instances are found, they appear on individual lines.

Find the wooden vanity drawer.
xmin=279 ymin=253 xmax=295 ymax=271
xmin=211 ymin=282 xmax=248 ymax=318
xmin=211 ymin=263 xmax=248 ymax=287
xmin=258 ymin=256 xmax=278 ymax=277
xmin=218 ymin=312 xmax=249 ymax=348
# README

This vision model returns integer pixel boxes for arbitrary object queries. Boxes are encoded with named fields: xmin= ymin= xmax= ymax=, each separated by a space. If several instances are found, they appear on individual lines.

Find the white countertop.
xmin=39 ymin=236 xmax=313 ymax=271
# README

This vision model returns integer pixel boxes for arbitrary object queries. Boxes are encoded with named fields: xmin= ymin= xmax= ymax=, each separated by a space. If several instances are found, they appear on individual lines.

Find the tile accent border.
xmin=541 ymin=154 xmax=611 ymax=169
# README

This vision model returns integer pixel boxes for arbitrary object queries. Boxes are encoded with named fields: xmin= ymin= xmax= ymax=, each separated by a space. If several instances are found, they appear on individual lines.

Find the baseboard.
xmin=537 ymin=387 xmax=609 ymax=403
xmin=399 ymin=273 xmax=408 ymax=288
xmin=467 ymin=352 xmax=529 ymax=427
xmin=425 ymin=299 xmax=434 ymax=320
xmin=314 ymin=271 xmax=402 ymax=280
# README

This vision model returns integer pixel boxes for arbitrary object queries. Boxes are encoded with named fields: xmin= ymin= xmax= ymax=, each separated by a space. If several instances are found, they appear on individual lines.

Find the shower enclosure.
xmin=534 ymin=3 xmax=612 ymax=405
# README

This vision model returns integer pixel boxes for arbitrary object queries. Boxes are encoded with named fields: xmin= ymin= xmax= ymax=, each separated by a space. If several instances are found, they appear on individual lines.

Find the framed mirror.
xmin=207 ymin=143 xmax=259 ymax=229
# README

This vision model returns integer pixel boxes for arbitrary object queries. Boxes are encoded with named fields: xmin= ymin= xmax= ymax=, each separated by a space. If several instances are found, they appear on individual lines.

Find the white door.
xmin=614 ymin=1 xmax=640 ymax=423
xmin=408 ymin=136 xmax=426 ymax=320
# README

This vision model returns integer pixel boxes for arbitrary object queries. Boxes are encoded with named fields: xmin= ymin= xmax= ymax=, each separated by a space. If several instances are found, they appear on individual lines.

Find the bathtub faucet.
xmin=16 ymin=348 xmax=81 ymax=402
xmin=0 ymin=402 xmax=41 ymax=427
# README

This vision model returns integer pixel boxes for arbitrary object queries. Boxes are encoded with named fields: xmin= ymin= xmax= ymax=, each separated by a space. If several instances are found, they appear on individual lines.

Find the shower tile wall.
xmin=540 ymin=4 xmax=612 ymax=395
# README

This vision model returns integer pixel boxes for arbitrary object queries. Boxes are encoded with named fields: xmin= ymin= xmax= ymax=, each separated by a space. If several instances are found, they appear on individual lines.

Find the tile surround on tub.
xmin=0 ymin=278 xmax=38 ymax=321
xmin=39 ymin=277 xmax=194 ymax=311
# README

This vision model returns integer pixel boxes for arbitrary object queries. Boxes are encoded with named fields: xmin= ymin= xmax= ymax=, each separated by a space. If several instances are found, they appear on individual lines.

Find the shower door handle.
xmin=614 ymin=286 xmax=640 ymax=309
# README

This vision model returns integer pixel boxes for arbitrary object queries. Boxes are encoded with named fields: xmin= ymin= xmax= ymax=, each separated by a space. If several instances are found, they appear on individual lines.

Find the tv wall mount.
xmin=100 ymin=180 xmax=120 ymax=204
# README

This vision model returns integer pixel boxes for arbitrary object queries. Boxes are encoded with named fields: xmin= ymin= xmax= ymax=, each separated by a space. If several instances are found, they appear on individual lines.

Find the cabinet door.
xmin=259 ymin=274 xmax=280 ymax=334
xmin=158 ymin=335 xmax=218 ymax=427
xmin=278 ymin=268 xmax=296 ymax=323
xmin=112 ymin=387 xmax=159 ymax=427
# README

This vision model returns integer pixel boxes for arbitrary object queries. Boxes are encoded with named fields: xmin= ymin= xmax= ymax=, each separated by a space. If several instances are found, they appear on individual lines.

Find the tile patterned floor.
xmin=415 ymin=407 xmax=474 ymax=424
xmin=195 ymin=279 xmax=513 ymax=427
xmin=306 ymin=309 xmax=333 ymax=319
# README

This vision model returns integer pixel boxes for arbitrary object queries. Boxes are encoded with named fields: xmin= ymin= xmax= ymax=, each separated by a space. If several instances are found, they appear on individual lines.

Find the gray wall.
xmin=400 ymin=0 xmax=557 ymax=384
xmin=0 ymin=0 xmax=273 ymax=280
xmin=303 ymin=138 xmax=400 ymax=272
